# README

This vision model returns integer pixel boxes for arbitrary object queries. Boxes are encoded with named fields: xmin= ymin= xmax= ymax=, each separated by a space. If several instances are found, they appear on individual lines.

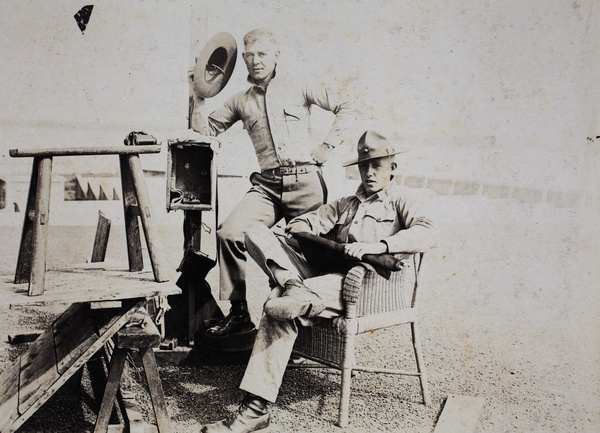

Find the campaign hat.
xmin=192 ymin=32 xmax=237 ymax=98
xmin=343 ymin=131 xmax=408 ymax=167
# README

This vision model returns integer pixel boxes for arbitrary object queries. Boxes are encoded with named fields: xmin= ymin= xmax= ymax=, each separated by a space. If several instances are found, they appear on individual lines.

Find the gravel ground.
xmin=1 ymin=194 xmax=598 ymax=432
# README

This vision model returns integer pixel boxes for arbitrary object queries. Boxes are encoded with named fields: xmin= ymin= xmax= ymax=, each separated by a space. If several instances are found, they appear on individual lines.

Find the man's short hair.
xmin=243 ymin=28 xmax=278 ymax=50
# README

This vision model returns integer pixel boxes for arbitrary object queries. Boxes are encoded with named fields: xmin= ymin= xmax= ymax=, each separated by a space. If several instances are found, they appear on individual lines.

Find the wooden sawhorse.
xmin=9 ymin=145 xmax=167 ymax=296
xmin=95 ymin=313 xmax=170 ymax=433
xmin=0 ymin=267 xmax=180 ymax=433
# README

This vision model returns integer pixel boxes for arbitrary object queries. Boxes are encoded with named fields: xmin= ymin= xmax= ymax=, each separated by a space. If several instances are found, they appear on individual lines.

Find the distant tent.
xmin=0 ymin=179 xmax=6 ymax=210
xmin=74 ymin=175 xmax=88 ymax=200
xmin=86 ymin=180 xmax=101 ymax=200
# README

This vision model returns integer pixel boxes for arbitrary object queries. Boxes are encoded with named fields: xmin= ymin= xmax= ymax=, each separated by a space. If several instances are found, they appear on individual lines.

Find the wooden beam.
xmin=433 ymin=394 xmax=485 ymax=433
xmin=9 ymin=145 xmax=161 ymax=158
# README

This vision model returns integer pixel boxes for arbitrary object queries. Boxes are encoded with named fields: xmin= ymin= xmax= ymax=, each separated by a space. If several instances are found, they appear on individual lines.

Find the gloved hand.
xmin=310 ymin=142 xmax=334 ymax=165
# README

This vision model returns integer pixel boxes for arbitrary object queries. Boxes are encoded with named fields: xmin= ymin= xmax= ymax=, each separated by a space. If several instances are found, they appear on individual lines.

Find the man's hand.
xmin=344 ymin=242 xmax=388 ymax=260
xmin=284 ymin=221 xmax=311 ymax=249
xmin=188 ymin=67 xmax=207 ymax=106
xmin=285 ymin=221 xmax=312 ymax=236
xmin=310 ymin=143 xmax=334 ymax=165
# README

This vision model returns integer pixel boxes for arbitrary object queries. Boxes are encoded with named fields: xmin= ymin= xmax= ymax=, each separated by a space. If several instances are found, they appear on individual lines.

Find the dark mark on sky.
xmin=74 ymin=5 xmax=94 ymax=34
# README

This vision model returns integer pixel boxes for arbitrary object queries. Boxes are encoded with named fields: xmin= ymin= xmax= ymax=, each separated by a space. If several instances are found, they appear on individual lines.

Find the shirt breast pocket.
xmin=364 ymin=207 xmax=396 ymax=226
xmin=283 ymin=105 xmax=310 ymax=144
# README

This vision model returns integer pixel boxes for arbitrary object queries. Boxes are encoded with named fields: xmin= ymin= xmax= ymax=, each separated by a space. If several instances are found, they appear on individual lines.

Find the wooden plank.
xmin=433 ymin=394 xmax=485 ymax=433
xmin=29 ymin=156 xmax=53 ymax=296
xmin=54 ymin=303 xmax=99 ymax=374
xmin=9 ymin=145 xmax=161 ymax=158
xmin=18 ymin=329 xmax=58 ymax=414
xmin=0 ymin=266 xmax=179 ymax=307
xmin=14 ymin=158 xmax=39 ymax=284
xmin=91 ymin=211 xmax=112 ymax=263
xmin=119 ymin=154 xmax=144 ymax=272
xmin=126 ymin=154 xmax=168 ymax=283
xmin=0 ymin=356 xmax=21 ymax=433
xmin=9 ymin=300 xmax=145 ymax=433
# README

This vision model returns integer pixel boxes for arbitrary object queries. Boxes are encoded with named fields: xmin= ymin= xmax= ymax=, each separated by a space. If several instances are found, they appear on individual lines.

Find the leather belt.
xmin=262 ymin=164 xmax=319 ymax=177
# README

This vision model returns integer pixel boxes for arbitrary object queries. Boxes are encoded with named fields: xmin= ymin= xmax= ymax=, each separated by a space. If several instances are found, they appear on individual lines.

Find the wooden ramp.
xmin=0 ymin=299 xmax=145 ymax=433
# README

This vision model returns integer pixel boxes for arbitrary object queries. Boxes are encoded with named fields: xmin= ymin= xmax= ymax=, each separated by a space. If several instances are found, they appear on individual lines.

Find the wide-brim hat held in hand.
xmin=343 ymin=131 xmax=408 ymax=166
xmin=192 ymin=32 xmax=237 ymax=98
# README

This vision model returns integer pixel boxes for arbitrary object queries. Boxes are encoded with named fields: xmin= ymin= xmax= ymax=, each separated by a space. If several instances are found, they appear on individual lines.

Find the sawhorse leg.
xmin=93 ymin=349 xmax=128 ymax=433
xmin=119 ymin=154 xmax=167 ymax=282
xmin=14 ymin=156 xmax=53 ymax=295
xmin=139 ymin=347 xmax=171 ymax=432
xmin=95 ymin=320 xmax=172 ymax=433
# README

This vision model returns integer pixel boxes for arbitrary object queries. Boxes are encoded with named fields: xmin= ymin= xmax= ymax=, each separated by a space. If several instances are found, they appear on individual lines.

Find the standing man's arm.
xmin=304 ymin=81 xmax=360 ymax=164
xmin=189 ymin=69 xmax=239 ymax=136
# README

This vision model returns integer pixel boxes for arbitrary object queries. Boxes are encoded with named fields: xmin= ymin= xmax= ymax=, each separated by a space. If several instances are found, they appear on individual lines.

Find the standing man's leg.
xmin=208 ymin=170 xmax=326 ymax=338
xmin=208 ymin=181 xmax=281 ymax=337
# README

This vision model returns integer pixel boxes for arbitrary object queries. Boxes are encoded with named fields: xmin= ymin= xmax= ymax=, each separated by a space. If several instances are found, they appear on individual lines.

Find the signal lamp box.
xmin=166 ymin=139 xmax=217 ymax=211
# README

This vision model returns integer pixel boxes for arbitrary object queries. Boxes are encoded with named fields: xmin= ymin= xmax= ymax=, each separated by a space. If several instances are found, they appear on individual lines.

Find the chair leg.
xmin=338 ymin=323 xmax=356 ymax=427
xmin=411 ymin=322 xmax=431 ymax=406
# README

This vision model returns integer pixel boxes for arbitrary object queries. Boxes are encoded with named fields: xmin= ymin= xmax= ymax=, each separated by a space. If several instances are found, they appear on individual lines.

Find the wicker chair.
xmin=292 ymin=253 xmax=431 ymax=427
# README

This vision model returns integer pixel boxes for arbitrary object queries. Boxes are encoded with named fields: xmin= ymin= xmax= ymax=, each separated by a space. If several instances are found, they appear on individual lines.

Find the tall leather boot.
xmin=202 ymin=393 xmax=270 ymax=432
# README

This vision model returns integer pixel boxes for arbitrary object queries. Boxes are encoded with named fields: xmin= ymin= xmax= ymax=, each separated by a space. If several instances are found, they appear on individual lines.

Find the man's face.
xmin=358 ymin=157 xmax=396 ymax=196
xmin=243 ymin=39 xmax=279 ymax=85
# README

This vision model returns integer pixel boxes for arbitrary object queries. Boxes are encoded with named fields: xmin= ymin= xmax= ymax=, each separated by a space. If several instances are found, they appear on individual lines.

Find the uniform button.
xmin=353 ymin=221 xmax=358 ymax=224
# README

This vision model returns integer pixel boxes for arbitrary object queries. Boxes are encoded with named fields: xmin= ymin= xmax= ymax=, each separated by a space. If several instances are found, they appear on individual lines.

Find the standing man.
xmin=201 ymin=131 xmax=438 ymax=432
xmin=190 ymin=28 xmax=359 ymax=338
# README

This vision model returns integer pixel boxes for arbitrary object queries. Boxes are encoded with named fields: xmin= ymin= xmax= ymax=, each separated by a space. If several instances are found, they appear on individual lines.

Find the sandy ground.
xmin=1 ymin=194 xmax=599 ymax=432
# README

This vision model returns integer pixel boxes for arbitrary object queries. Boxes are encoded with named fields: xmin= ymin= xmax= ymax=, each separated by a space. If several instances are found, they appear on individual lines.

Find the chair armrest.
xmin=342 ymin=265 xmax=367 ymax=304
xmin=345 ymin=254 xmax=420 ymax=318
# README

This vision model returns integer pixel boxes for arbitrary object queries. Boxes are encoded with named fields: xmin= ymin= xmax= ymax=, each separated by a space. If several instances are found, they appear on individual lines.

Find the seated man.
xmin=202 ymin=131 xmax=438 ymax=433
